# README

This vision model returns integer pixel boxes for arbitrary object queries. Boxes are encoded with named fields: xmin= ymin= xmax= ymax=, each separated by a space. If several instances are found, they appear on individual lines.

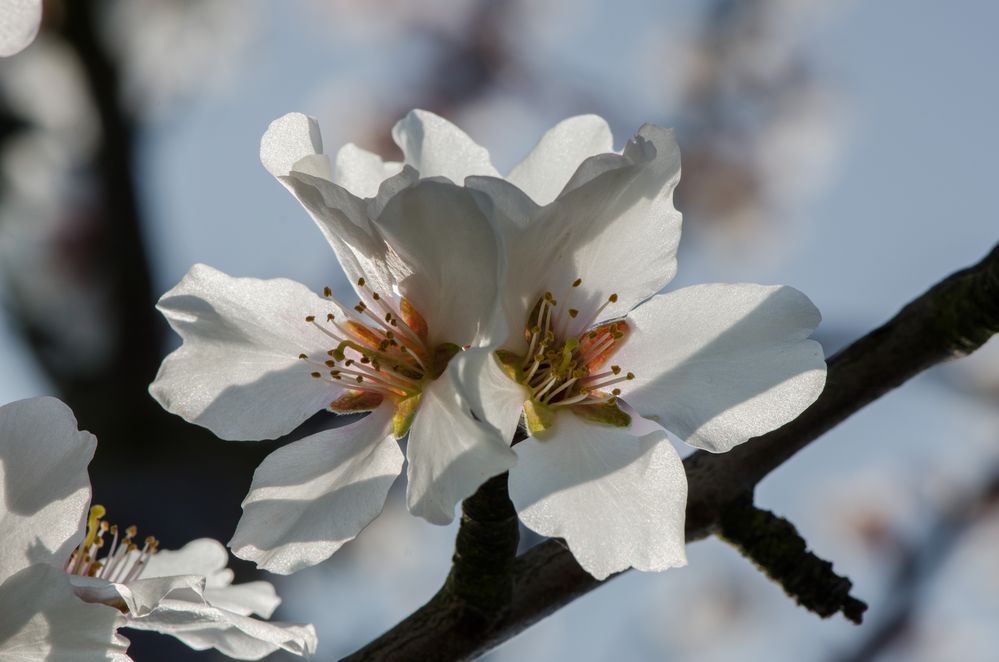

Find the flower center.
xmin=497 ymin=279 xmax=634 ymax=435
xmin=64 ymin=505 xmax=159 ymax=583
xmin=298 ymin=278 xmax=459 ymax=436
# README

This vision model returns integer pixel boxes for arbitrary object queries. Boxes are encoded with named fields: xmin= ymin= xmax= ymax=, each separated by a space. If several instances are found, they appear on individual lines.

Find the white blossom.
xmin=0 ymin=397 xmax=317 ymax=660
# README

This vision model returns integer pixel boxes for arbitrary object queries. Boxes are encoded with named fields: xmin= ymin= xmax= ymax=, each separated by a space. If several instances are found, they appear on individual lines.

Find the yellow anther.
xmin=125 ymin=526 xmax=138 ymax=539
xmin=611 ymin=365 xmax=621 ymax=374
xmin=608 ymin=293 xmax=618 ymax=303
xmin=626 ymin=372 xmax=635 ymax=380
xmin=82 ymin=505 xmax=106 ymax=550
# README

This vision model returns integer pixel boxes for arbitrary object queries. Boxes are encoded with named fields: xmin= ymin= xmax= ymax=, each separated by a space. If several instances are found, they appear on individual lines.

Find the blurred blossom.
xmin=0 ymin=0 xmax=42 ymax=57
xmin=105 ymin=0 xmax=256 ymax=118
xmin=310 ymin=0 xmax=481 ymax=40
xmin=677 ymin=0 xmax=846 ymax=263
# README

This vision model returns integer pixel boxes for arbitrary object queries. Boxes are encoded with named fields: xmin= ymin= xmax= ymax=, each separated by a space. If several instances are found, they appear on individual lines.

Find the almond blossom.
xmin=150 ymin=112 xmax=515 ymax=574
xmin=0 ymin=0 xmax=41 ymax=57
xmin=0 ymin=396 xmax=316 ymax=660
xmin=442 ymin=113 xmax=829 ymax=579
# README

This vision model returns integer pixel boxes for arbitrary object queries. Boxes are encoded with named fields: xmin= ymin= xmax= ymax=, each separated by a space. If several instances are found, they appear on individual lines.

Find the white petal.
xmin=150 ymin=264 xmax=340 ymax=441
xmin=509 ymin=413 xmax=687 ymax=580
xmin=141 ymin=538 xmax=229 ymax=587
xmin=332 ymin=143 xmax=403 ymax=199
xmin=0 ymin=565 xmax=130 ymax=662
xmin=124 ymin=599 xmax=317 ymax=660
xmin=281 ymin=170 xmax=402 ymax=300
xmin=375 ymin=180 xmax=503 ymax=346
xmin=405 ymin=366 xmax=517 ymax=525
xmin=229 ymin=405 xmax=401 ymax=574
xmin=615 ymin=284 xmax=827 ymax=453
xmin=507 ymin=115 xmax=614 ymax=206
xmin=259 ymin=112 xmax=330 ymax=180
xmin=449 ymin=347 xmax=526 ymax=445
xmin=0 ymin=0 xmax=41 ymax=57
xmin=392 ymin=109 xmax=499 ymax=181
xmin=537 ymin=124 xmax=683 ymax=324
xmin=113 ymin=575 xmax=205 ymax=617
xmin=0 ymin=397 xmax=94 ymax=583
xmin=204 ymin=582 xmax=280 ymax=619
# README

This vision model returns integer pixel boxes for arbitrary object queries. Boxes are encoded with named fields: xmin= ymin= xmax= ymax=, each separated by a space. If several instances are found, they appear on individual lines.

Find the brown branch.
xmin=717 ymin=497 xmax=866 ymax=623
xmin=347 ymin=242 xmax=999 ymax=661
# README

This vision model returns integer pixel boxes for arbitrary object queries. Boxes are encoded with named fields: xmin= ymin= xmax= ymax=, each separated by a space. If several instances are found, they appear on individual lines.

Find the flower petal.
xmin=615 ymin=284 xmax=827 ymax=453
xmin=449 ymin=347 xmax=526 ymax=445
xmin=259 ymin=112 xmax=329 ymax=181
xmin=507 ymin=115 xmax=614 ymax=206
xmin=0 ymin=564 xmax=130 ymax=662
xmin=150 ymin=264 xmax=340 ymax=441
xmin=405 ymin=366 xmax=517 ymax=525
xmin=0 ymin=397 xmax=94 ymax=583
xmin=332 ymin=143 xmax=403 ymax=199
xmin=229 ymin=404 xmax=401 ymax=574
xmin=204 ymin=582 xmax=280 ymax=619
xmin=508 ymin=413 xmax=687 ymax=580
xmin=375 ymin=180 xmax=503 ymax=346
xmin=123 ymin=599 xmax=317 ymax=660
xmin=392 ymin=109 xmax=499 ymax=181
xmin=141 ymin=538 xmax=229 ymax=587
xmin=0 ymin=0 xmax=41 ymax=57
xmin=537 ymin=123 xmax=683 ymax=324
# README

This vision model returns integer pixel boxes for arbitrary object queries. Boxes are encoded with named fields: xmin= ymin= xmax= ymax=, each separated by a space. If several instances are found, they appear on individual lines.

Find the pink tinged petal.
xmin=123 ymin=599 xmax=317 ymax=660
xmin=405 ymin=367 xmax=517 ymax=525
xmin=0 ymin=397 xmax=94 ymax=583
xmin=449 ymin=348 xmax=526 ymax=445
xmin=508 ymin=413 xmax=687 ymax=580
xmin=391 ymin=109 xmax=499 ymax=182
xmin=259 ymin=112 xmax=329 ymax=181
xmin=0 ymin=0 xmax=41 ymax=57
xmin=537 ymin=124 xmax=683 ymax=322
xmin=375 ymin=180 xmax=503 ymax=347
xmin=332 ymin=143 xmax=403 ymax=199
xmin=150 ymin=264 xmax=339 ymax=441
xmin=0 ymin=565 xmax=130 ymax=662
xmin=229 ymin=405 xmax=401 ymax=574
xmin=506 ymin=114 xmax=614 ymax=206
xmin=615 ymin=284 xmax=827 ymax=453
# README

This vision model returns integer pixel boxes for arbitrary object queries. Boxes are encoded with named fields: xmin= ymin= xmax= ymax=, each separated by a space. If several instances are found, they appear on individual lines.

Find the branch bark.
xmin=348 ymin=242 xmax=999 ymax=661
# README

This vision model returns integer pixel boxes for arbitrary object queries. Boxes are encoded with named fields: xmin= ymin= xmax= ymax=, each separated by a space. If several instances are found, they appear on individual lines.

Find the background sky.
xmin=1 ymin=1 xmax=998 ymax=660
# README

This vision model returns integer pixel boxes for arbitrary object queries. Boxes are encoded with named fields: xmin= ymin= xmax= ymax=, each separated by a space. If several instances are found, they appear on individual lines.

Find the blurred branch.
xmin=717 ymin=496 xmax=866 ymax=623
xmin=836 ymin=461 xmax=999 ymax=662
xmin=349 ymin=242 xmax=999 ymax=661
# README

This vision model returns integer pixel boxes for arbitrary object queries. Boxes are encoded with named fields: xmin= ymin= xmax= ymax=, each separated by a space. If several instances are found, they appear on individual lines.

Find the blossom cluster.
xmin=0 ymin=100 xmax=825 ymax=657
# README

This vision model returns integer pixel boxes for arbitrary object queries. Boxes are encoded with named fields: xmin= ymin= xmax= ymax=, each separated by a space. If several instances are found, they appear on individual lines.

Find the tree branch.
xmin=349 ymin=242 xmax=999 ymax=661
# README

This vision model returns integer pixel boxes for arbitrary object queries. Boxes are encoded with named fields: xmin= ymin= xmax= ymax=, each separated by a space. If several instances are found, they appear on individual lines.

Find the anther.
xmin=298 ymin=353 xmax=308 ymax=360
xmin=305 ymin=315 xmax=316 ymax=322
xmin=608 ymin=293 xmax=618 ymax=303
xmin=327 ymin=313 xmax=335 ymax=322
xmin=611 ymin=365 xmax=621 ymax=374
xmin=323 ymin=286 xmax=332 ymax=297
xmin=311 ymin=372 xmax=321 ymax=378
xmin=572 ymin=278 xmax=582 ymax=287
xmin=569 ymin=309 xmax=579 ymax=318
xmin=357 ymin=277 xmax=366 ymax=287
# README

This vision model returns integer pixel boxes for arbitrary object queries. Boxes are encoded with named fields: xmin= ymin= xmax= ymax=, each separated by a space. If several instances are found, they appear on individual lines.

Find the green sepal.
xmin=392 ymin=393 xmax=422 ymax=438
xmin=524 ymin=398 xmax=555 ymax=437
xmin=571 ymin=400 xmax=631 ymax=428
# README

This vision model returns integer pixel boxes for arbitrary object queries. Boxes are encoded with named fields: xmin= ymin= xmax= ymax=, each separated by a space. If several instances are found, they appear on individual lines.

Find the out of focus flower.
xmin=439 ymin=112 xmax=826 ymax=579
xmin=0 ymin=0 xmax=41 ymax=57
xmin=0 ymin=397 xmax=317 ymax=660
xmin=150 ymin=112 xmax=514 ymax=574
